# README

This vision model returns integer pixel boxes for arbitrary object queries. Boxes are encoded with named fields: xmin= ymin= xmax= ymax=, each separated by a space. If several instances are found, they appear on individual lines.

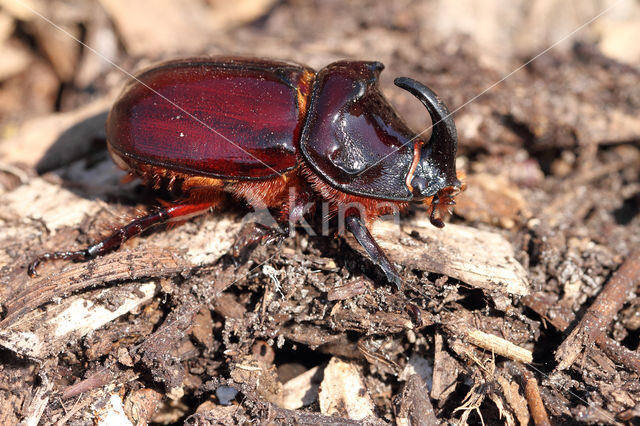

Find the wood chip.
xmin=398 ymin=354 xmax=432 ymax=384
xmin=124 ymin=388 xmax=163 ymax=425
xmin=431 ymin=333 xmax=462 ymax=401
xmin=94 ymin=393 xmax=133 ymax=426
xmin=1 ymin=178 xmax=103 ymax=236
xmin=394 ymin=374 xmax=438 ymax=426
xmin=282 ymin=365 xmax=323 ymax=409
xmin=348 ymin=219 xmax=530 ymax=296
xmin=319 ymin=357 xmax=375 ymax=421
xmin=0 ymin=281 xmax=156 ymax=358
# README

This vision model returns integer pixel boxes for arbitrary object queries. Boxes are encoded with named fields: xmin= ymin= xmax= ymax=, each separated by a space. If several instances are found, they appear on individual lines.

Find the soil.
xmin=0 ymin=1 xmax=639 ymax=424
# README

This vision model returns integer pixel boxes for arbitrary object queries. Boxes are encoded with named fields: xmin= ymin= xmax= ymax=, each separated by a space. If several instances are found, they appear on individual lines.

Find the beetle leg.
xmin=345 ymin=215 xmax=402 ymax=289
xmin=28 ymin=203 xmax=211 ymax=277
xmin=232 ymin=183 xmax=316 ymax=259
xmin=231 ymin=222 xmax=287 ymax=259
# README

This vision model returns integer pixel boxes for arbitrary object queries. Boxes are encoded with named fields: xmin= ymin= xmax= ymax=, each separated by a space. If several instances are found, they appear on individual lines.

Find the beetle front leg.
xmin=28 ymin=203 xmax=212 ymax=277
xmin=345 ymin=215 xmax=402 ymax=289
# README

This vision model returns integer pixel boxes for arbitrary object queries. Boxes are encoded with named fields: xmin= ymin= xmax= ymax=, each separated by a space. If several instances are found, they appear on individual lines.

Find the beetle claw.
xmin=27 ymin=249 xmax=90 ymax=277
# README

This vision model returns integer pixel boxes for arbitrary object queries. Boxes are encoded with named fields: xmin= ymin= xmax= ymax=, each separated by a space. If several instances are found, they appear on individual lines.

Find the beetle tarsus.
xmin=345 ymin=215 xmax=402 ymax=289
xmin=27 ymin=249 xmax=90 ymax=277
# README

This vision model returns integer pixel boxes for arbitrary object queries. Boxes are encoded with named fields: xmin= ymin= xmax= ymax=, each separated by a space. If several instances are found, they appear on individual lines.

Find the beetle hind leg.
xmin=28 ymin=202 xmax=212 ymax=277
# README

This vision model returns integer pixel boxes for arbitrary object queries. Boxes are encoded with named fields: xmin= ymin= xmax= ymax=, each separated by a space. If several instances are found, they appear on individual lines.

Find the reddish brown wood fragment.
xmin=555 ymin=250 xmax=640 ymax=371
xmin=522 ymin=370 xmax=551 ymax=426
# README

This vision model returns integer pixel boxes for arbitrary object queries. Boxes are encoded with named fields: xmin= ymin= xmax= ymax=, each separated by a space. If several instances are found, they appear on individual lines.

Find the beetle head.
xmin=394 ymin=77 xmax=463 ymax=227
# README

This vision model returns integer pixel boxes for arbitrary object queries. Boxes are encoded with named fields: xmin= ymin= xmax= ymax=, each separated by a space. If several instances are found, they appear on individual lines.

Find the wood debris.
xmin=351 ymin=218 xmax=530 ymax=296
xmin=318 ymin=357 xmax=376 ymax=421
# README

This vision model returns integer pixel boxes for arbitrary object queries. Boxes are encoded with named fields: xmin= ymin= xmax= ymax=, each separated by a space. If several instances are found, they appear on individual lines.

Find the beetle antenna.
xmin=394 ymin=77 xmax=459 ymax=188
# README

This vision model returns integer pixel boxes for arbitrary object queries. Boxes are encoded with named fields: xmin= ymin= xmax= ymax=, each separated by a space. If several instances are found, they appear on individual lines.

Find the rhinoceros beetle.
xmin=29 ymin=57 xmax=462 ymax=288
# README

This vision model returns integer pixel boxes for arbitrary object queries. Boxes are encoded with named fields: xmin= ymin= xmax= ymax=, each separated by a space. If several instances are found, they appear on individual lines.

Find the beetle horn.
xmin=394 ymin=77 xmax=459 ymax=186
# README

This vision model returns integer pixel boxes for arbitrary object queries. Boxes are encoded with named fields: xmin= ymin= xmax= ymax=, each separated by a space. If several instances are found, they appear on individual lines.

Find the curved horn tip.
xmin=395 ymin=76 xmax=460 ymax=184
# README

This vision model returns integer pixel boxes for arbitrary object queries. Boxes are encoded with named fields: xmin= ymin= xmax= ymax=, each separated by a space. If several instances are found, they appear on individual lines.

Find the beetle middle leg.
xmin=28 ymin=202 xmax=212 ymax=277
xmin=231 ymin=222 xmax=288 ymax=259
xmin=231 ymin=182 xmax=316 ymax=259
xmin=345 ymin=214 xmax=402 ymax=289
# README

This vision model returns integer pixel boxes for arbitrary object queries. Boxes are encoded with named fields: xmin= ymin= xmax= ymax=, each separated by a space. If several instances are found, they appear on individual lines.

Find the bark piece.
xmin=330 ymin=303 xmax=413 ymax=334
xmin=0 ymin=280 xmax=156 ymax=358
xmin=431 ymin=333 xmax=462 ymax=401
xmin=348 ymin=219 xmax=529 ymax=295
xmin=327 ymin=278 xmax=367 ymax=301
xmin=0 ymin=248 xmax=188 ymax=329
xmin=134 ymin=303 xmax=202 ymax=395
xmin=394 ymin=374 xmax=438 ymax=426
xmin=191 ymin=307 xmax=214 ymax=351
xmin=496 ymin=375 xmax=530 ymax=426
xmin=524 ymin=291 xmax=640 ymax=376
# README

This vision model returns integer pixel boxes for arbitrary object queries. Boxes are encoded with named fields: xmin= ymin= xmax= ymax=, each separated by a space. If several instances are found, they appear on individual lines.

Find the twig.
xmin=462 ymin=328 xmax=532 ymax=364
xmin=594 ymin=334 xmax=640 ymax=373
xmin=555 ymin=250 xmax=640 ymax=370
xmin=55 ymin=396 xmax=89 ymax=426
xmin=61 ymin=367 xmax=118 ymax=400
xmin=522 ymin=369 xmax=551 ymax=426
xmin=524 ymin=292 xmax=640 ymax=374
